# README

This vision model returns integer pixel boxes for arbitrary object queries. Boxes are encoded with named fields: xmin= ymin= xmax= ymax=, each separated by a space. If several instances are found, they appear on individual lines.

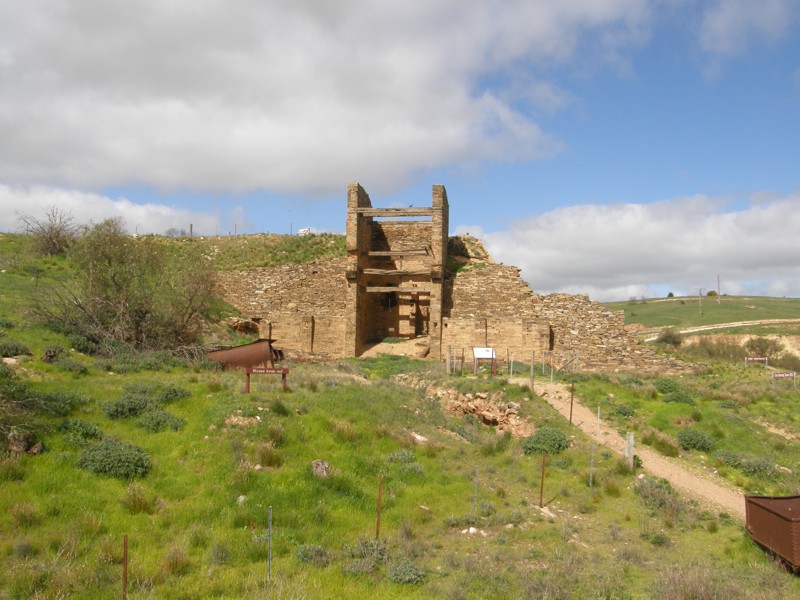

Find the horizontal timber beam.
xmin=362 ymin=268 xmax=431 ymax=276
xmin=354 ymin=207 xmax=435 ymax=217
xmin=366 ymin=286 xmax=431 ymax=294
xmin=368 ymin=249 xmax=429 ymax=257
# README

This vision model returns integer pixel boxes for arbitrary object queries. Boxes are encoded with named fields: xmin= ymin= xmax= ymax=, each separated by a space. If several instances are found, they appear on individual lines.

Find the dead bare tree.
xmin=16 ymin=206 xmax=80 ymax=256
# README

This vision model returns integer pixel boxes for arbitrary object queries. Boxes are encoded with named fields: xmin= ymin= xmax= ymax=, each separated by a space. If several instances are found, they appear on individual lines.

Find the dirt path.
xmin=514 ymin=379 xmax=746 ymax=520
xmin=642 ymin=318 xmax=800 ymax=341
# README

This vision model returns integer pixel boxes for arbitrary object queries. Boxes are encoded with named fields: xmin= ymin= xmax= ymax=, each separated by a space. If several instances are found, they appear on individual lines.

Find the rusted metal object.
xmin=208 ymin=339 xmax=288 ymax=393
xmin=745 ymin=494 xmax=800 ymax=569
xmin=208 ymin=338 xmax=282 ymax=369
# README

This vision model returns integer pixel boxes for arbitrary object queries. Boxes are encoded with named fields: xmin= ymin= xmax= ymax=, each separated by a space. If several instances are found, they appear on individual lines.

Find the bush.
xmin=614 ymin=404 xmax=635 ymax=417
xmin=0 ymin=339 xmax=31 ymax=357
xmin=60 ymin=419 xmax=103 ymax=445
xmin=635 ymin=477 xmax=679 ymax=510
xmin=662 ymin=389 xmax=695 ymax=405
xmin=295 ymin=544 xmax=331 ymax=566
xmin=41 ymin=346 xmax=66 ymax=363
xmin=715 ymin=451 xmax=776 ymax=479
xmin=345 ymin=538 xmax=388 ymax=575
xmin=676 ymin=428 xmax=714 ymax=452
xmin=653 ymin=378 xmax=682 ymax=395
xmin=77 ymin=437 xmax=152 ymax=479
xmin=103 ymin=383 xmax=189 ymax=420
xmin=387 ymin=558 xmax=426 ymax=584
xmin=521 ymin=427 xmax=570 ymax=455
xmin=33 ymin=390 xmax=84 ymax=416
xmin=138 ymin=408 xmax=186 ymax=433
xmin=55 ymin=357 xmax=89 ymax=375
xmin=655 ymin=328 xmax=682 ymax=347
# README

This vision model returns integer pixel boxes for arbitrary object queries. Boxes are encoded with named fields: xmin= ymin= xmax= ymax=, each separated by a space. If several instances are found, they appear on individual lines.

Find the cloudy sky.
xmin=1 ymin=1 xmax=798 ymax=301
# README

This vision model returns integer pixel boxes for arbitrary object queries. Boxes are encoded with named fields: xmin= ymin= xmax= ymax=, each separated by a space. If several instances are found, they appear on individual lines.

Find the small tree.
xmin=38 ymin=218 xmax=216 ymax=352
xmin=17 ymin=206 xmax=80 ymax=256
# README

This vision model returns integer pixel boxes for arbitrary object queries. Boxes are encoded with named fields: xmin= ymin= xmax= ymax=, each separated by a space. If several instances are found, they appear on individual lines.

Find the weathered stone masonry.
xmin=216 ymin=183 xmax=690 ymax=373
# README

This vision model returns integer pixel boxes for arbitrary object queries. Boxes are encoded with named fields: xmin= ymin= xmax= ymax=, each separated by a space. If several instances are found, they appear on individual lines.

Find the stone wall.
xmin=215 ymin=257 xmax=348 ymax=356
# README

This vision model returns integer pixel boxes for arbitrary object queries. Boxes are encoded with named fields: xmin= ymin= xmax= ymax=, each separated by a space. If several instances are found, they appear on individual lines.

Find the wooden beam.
xmin=368 ymin=249 xmax=429 ymax=257
xmin=353 ymin=207 xmax=434 ymax=217
xmin=362 ymin=268 xmax=431 ymax=276
xmin=366 ymin=286 xmax=431 ymax=294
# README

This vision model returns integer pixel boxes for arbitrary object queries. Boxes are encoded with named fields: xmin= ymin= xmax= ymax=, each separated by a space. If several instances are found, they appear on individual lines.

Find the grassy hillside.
xmin=604 ymin=295 xmax=800 ymax=332
xmin=2 ymin=234 xmax=800 ymax=598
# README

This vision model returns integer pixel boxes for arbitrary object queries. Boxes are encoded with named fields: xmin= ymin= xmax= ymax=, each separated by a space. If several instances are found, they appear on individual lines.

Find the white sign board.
xmin=473 ymin=347 xmax=496 ymax=359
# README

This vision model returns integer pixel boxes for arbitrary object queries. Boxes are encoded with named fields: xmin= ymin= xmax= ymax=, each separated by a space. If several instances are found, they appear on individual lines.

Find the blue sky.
xmin=1 ymin=1 xmax=799 ymax=300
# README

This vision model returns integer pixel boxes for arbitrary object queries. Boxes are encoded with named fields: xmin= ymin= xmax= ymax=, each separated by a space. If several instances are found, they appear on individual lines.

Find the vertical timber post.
xmin=376 ymin=480 xmax=383 ymax=540
xmin=626 ymin=432 xmax=635 ymax=469
xmin=122 ymin=534 xmax=128 ymax=600
xmin=569 ymin=383 xmax=574 ymax=425
xmin=539 ymin=453 xmax=546 ymax=508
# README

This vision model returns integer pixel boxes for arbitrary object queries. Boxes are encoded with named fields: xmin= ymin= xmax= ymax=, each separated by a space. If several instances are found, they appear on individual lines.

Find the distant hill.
xmin=603 ymin=295 xmax=800 ymax=335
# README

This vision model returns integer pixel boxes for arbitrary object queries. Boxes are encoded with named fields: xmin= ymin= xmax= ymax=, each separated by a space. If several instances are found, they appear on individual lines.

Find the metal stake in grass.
xmin=268 ymin=506 xmax=273 ymax=581
xmin=473 ymin=466 xmax=478 ymax=522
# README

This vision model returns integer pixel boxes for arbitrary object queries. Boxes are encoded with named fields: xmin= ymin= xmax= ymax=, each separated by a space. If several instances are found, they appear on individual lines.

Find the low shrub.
xmin=138 ymin=408 xmax=186 ymax=433
xmin=295 ymin=544 xmax=331 ymax=566
xmin=77 ymin=437 xmax=152 ymax=479
xmin=614 ymin=404 xmax=635 ymax=417
xmin=103 ymin=395 xmax=149 ymax=419
xmin=270 ymin=398 xmax=290 ymax=416
xmin=715 ymin=451 xmax=776 ymax=479
xmin=0 ymin=339 xmax=31 ymax=357
xmin=60 ymin=418 xmax=103 ymax=445
xmin=642 ymin=431 xmax=680 ymax=457
xmin=653 ymin=378 xmax=682 ymax=395
xmin=387 ymin=449 xmax=416 ymax=463
xmin=676 ymin=428 xmax=714 ymax=452
xmin=33 ymin=390 xmax=85 ymax=416
xmin=386 ymin=558 xmax=426 ymax=584
xmin=121 ymin=482 xmax=157 ymax=514
xmin=635 ymin=477 xmax=682 ymax=516
xmin=55 ymin=357 xmax=89 ymax=375
xmin=655 ymin=328 xmax=682 ymax=347
xmin=344 ymin=538 xmax=388 ymax=575
xmin=521 ymin=427 xmax=570 ymax=455
xmin=663 ymin=389 xmax=695 ymax=405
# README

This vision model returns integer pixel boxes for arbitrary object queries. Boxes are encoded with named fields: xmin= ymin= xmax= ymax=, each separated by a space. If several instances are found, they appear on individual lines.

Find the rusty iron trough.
xmin=208 ymin=338 xmax=282 ymax=369
xmin=208 ymin=339 xmax=288 ymax=392
xmin=745 ymin=494 xmax=800 ymax=570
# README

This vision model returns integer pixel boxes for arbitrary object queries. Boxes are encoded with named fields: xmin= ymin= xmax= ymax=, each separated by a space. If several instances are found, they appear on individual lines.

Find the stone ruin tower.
xmin=344 ymin=183 xmax=448 ymax=358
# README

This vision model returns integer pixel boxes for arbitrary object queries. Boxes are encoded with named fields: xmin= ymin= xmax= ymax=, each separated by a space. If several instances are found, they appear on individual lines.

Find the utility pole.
xmin=697 ymin=288 xmax=704 ymax=318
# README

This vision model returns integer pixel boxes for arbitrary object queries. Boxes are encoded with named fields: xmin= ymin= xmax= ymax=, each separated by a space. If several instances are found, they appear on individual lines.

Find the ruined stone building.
xmin=216 ymin=183 xmax=688 ymax=373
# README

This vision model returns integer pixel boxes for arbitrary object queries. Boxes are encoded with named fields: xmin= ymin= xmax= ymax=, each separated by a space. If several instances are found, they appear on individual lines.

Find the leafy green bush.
xmin=60 ymin=419 xmax=103 ymax=445
xmin=635 ymin=477 xmax=679 ymax=510
xmin=77 ymin=437 xmax=151 ymax=478
xmin=344 ymin=538 xmax=388 ymax=575
xmin=138 ymin=408 xmax=186 ymax=433
xmin=614 ymin=404 xmax=635 ymax=417
xmin=715 ymin=451 xmax=776 ymax=479
xmin=32 ymin=391 xmax=85 ymax=416
xmin=103 ymin=394 xmax=150 ymax=419
xmin=676 ymin=428 xmax=714 ymax=452
xmin=0 ymin=362 xmax=14 ymax=379
xmin=54 ymin=357 xmax=88 ymax=375
xmin=103 ymin=382 xmax=189 ymax=419
xmin=653 ymin=378 xmax=682 ymax=394
xmin=521 ymin=427 xmax=570 ymax=455
xmin=388 ymin=449 xmax=416 ymax=463
xmin=0 ymin=339 xmax=31 ymax=357
xmin=387 ymin=558 xmax=426 ymax=584
xmin=663 ymin=389 xmax=695 ymax=405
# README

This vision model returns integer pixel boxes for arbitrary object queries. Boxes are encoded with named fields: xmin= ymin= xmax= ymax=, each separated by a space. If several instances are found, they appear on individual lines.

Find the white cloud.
xmin=482 ymin=192 xmax=800 ymax=301
xmin=0 ymin=184 xmax=223 ymax=235
xmin=0 ymin=1 xmax=650 ymax=196
xmin=699 ymin=0 xmax=796 ymax=58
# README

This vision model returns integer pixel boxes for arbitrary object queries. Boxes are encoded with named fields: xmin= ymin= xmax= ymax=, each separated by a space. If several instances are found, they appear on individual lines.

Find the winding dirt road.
xmin=516 ymin=380 xmax=747 ymax=520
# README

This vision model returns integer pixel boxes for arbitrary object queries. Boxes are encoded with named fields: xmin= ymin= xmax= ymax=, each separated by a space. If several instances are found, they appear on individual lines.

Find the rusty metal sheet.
xmin=745 ymin=495 xmax=800 ymax=569
xmin=208 ymin=338 xmax=280 ymax=369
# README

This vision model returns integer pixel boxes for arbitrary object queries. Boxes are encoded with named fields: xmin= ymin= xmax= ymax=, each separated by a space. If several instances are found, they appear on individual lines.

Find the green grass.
xmin=3 ymin=233 xmax=800 ymax=598
xmin=605 ymin=295 xmax=800 ymax=331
